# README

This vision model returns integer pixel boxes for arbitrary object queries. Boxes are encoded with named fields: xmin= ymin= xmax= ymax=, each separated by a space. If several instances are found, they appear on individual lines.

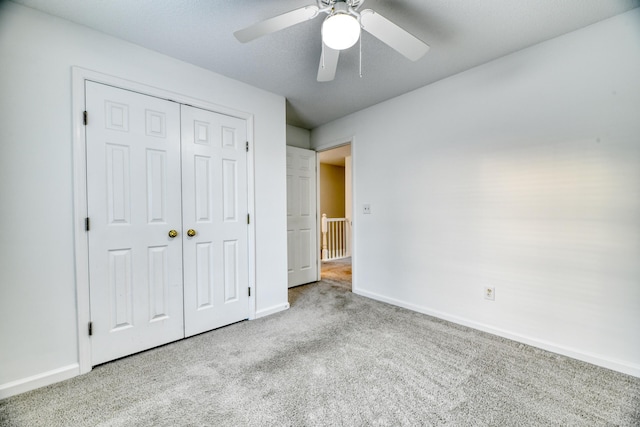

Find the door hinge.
xmin=247 ymin=213 xmax=250 ymax=225
xmin=83 ymin=111 xmax=88 ymax=126
xmin=248 ymin=287 xmax=251 ymax=297
xmin=85 ymin=217 xmax=90 ymax=231
xmin=246 ymin=141 xmax=249 ymax=152
xmin=88 ymin=321 xmax=93 ymax=336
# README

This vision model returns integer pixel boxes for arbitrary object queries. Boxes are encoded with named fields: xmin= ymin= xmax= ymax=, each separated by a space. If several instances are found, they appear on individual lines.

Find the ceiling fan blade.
xmin=234 ymin=5 xmax=319 ymax=43
xmin=360 ymin=9 xmax=430 ymax=61
xmin=317 ymin=45 xmax=340 ymax=82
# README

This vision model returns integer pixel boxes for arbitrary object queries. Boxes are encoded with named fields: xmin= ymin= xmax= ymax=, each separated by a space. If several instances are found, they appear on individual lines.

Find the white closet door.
xmin=181 ymin=105 xmax=250 ymax=337
xmin=286 ymin=146 xmax=318 ymax=287
xmin=86 ymin=81 xmax=184 ymax=365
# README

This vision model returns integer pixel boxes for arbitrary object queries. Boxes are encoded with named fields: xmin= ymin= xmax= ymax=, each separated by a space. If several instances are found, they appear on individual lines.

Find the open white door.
xmin=86 ymin=82 xmax=184 ymax=365
xmin=286 ymin=146 xmax=318 ymax=287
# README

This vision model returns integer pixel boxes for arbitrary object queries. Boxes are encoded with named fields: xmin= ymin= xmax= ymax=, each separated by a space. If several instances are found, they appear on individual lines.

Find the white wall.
xmin=286 ymin=125 xmax=311 ymax=149
xmin=320 ymin=163 xmax=346 ymax=218
xmin=312 ymin=9 xmax=640 ymax=376
xmin=0 ymin=2 xmax=288 ymax=395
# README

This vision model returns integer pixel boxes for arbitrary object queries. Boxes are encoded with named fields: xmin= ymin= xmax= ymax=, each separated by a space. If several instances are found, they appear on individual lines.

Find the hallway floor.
xmin=320 ymin=257 xmax=351 ymax=291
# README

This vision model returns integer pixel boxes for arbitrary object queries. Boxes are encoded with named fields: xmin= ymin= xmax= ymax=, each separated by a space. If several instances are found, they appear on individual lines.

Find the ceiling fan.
xmin=234 ymin=0 xmax=430 ymax=82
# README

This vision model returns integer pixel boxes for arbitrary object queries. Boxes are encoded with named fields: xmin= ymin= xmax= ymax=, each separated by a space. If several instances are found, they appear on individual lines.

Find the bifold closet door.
xmin=86 ymin=81 xmax=184 ymax=366
xmin=181 ymin=105 xmax=250 ymax=337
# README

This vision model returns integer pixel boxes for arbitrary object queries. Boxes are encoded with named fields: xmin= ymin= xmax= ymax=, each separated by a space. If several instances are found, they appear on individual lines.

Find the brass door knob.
xmin=187 ymin=229 xmax=197 ymax=237
xmin=168 ymin=230 xmax=178 ymax=238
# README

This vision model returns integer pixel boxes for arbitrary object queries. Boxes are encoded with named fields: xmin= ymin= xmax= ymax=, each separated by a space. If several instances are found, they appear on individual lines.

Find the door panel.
xmin=148 ymin=245 xmax=170 ymax=321
xmin=86 ymin=81 xmax=184 ymax=365
xmin=181 ymin=105 xmax=249 ymax=337
xmin=223 ymin=240 xmax=239 ymax=301
xmin=222 ymin=159 xmax=238 ymax=221
xmin=146 ymin=149 xmax=168 ymax=223
xmin=195 ymin=241 xmax=214 ymax=308
xmin=108 ymin=248 xmax=132 ymax=330
xmin=286 ymin=146 xmax=318 ymax=287
xmin=299 ymin=229 xmax=312 ymax=269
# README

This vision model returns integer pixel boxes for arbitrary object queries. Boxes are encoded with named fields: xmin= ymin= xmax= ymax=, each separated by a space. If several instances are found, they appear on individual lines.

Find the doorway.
xmin=318 ymin=144 xmax=352 ymax=291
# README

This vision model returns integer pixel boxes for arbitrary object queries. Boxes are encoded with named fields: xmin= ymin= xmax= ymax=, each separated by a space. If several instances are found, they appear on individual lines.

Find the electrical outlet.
xmin=484 ymin=287 xmax=495 ymax=301
xmin=363 ymin=204 xmax=371 ymax=214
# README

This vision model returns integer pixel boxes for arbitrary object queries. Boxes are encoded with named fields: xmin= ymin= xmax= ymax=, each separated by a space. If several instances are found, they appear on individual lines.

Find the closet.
xmin=85 ymin=81 xmax=249 ymax=365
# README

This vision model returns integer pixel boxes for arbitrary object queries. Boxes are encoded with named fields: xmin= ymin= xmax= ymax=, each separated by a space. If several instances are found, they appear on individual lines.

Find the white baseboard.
xmin=255 ymin=302 xmax=290 ymax=319
xmin=0 ymin=364 xmax=80 ymax=399
xmin=355 ymin=288 xmax=640 ymax=378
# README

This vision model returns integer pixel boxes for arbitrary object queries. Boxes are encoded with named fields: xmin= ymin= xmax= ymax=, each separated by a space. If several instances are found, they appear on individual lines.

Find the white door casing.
xmin=73 ymin=68 xmax=258 ymax=374
xmin=181 ymin=105 xmax=250 ymax=337
xmin=286 ymin=146 xmax=318 ymax=287
xmin=86 ymin=81 xmax=184 ymax=365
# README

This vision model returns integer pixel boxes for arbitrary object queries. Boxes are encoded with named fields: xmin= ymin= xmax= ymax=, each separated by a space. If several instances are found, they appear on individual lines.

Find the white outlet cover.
xmin=363 ymin=204 xmax=371 ymax=214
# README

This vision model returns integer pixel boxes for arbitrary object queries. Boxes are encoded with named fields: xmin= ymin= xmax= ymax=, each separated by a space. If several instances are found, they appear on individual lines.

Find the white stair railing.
xmin=321 ymin=214 xmax=351 ymax=261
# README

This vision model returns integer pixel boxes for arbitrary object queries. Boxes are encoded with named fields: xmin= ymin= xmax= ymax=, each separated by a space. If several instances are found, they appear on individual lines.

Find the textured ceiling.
xmin=10 ymin=0 xmax=640 ymax=129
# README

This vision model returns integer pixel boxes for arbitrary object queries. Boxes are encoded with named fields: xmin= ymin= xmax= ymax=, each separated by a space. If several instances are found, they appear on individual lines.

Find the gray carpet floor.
xmin=1 ymin=267 xmax=639 ymax=426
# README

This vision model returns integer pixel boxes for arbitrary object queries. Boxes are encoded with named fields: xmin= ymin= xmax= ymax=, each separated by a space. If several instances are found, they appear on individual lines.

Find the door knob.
xmin=187 ymin=229 xmax=197 ymax=237
xmin=168 ymin=230 xmax=178 ymax=238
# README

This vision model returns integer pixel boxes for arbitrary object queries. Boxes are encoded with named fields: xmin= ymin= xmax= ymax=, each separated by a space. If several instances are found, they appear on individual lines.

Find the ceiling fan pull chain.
xmin=359 ymin=33 xmax=363 ymax=78
xmin=322 ymin=42 xmax=325 ymax=69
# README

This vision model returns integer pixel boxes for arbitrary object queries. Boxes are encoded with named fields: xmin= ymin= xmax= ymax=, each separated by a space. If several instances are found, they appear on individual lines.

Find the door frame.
xmin=71 ymin=67 xmax=257 ymax=374
xmin=314 ymin=137 xmax=356 ymax=290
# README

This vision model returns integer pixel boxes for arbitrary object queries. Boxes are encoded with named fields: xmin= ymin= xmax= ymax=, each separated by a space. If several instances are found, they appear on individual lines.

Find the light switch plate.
xmin=484 ymin=287 xmax=495 ymax=301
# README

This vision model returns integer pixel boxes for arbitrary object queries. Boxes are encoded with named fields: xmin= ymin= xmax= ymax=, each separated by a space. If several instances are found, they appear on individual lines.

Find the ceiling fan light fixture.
xmin=322 ymin=13 xmax=361 ymax=50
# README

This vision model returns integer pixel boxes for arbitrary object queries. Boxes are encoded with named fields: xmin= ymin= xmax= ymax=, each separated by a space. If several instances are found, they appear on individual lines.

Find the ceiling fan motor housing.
xmin=321 ymin=0 xmax=363 ymax=8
